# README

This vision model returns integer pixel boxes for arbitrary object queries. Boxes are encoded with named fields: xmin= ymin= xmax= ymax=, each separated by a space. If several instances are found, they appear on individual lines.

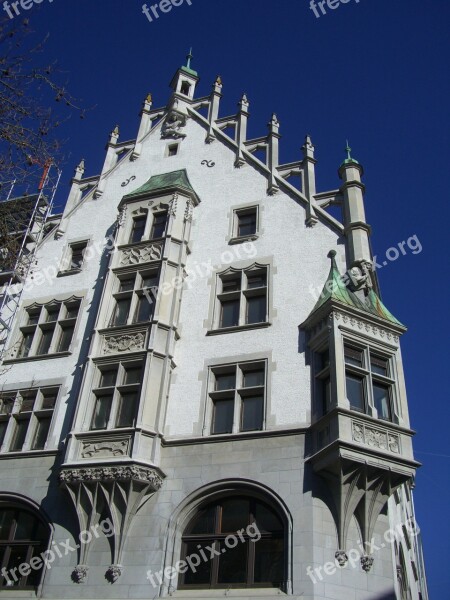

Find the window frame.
xmin=229 ymin=205 xmax=260 ymax=244
xmin=14 ymin=300 xmax=81 ymax=360
xmin=90 ymin=360 xmax=144 ymax=431
xmin=0 ymin=501 xmax=51 ymax=590
xmin=0 ymin=387 xmax=58 ymax=453
xmin=215 ymin=266 xmax=269 ymax=332
xmin=207 ymin=360 xmax=267 ymax=436
xmin=179 ymin=495 xmax=285 ymax=590
xmin=109 ymin=269 xmax=159 ymax=328
xmin=343 ymin=341 xmax=396 ymax=421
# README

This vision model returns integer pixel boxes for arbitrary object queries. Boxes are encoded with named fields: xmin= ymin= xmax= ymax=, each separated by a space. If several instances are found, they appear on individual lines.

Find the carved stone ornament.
xmin=81 ymin=439 xmax=129 ymax=459
xmin=59 ymin=465 xmax=164 ymax=488
xmin=117 ymin=205 xmax=127 ymax=228
xmin=103 ymin=332 xmax=145 ymax=355
xmin=161 ymin=111 xmax=187 ymax=139
xmin=72 ymin=565 xmax=89 ymax=584
xmin=347 ymin=260 xmax=374 ymax=292
xmin=120 ymin=243 xmax=162 ymax=266
xmin=105 ymin=564 xmax=123 ymax=584
xmin=352 ymin=421 xmax=400 ymax=454
xmin=334 ymin=311 xmax=399 ymax=343
xmin=335 ymin=550 xmax=348 ymax=567
xmin=361 ymin=555 xmax=374 ymax=572
xmin=121 ymin=175 xmax=136 ymax=188
xmin=184 ymin=198 xmax=194 ymax=222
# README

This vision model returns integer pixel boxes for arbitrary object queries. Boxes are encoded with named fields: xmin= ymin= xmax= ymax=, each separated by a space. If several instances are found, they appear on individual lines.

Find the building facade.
xmin=0 ymin=60 xmax=428 ymax=600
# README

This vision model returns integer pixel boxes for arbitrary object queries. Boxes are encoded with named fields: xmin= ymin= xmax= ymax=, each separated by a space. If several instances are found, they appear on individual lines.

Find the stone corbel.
xmin=59 ymin=465 xmax=164 ymax=583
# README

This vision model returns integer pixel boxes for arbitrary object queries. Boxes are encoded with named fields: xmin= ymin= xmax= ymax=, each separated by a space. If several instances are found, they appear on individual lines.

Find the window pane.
xmin=185 ymin=505 xmax=216 ymax=535
xmin=0 ymin=397 xmax=14 ymax=415
xmin=220 ymin=498 xmax=250 ymax=533
xmin=99 ymin=369 xmax=117 ymax=388
xmin=10 ymin=419 xmax=29 ymax=451
xmin=318 ymin=377 xmax=331 ymax=415
xmin=124 ymin=366 xmax=142 ymax=385
xmin=27 ymin=311 xmax=40 ymax=326
xmin=37 ymin=328 xmax=53 ymax=355
xmin=18 ymin=332 xmax=33 ymax=358
xmin=0 ymin=510 xmax=14 ymax=540
xmin=130 ymin=216 xmax=146 ymax=244
xmin=346 ymin=375 xmax=365 ymax=411
xmin=4 ymin=547 xmax=29 ymax=586
xmin=220 ymin=299 xmax=240 ymax=328
xmin=247 ymin=273 xmax=266 ymax=289
xmin=182 ymin=541 xmax=212 ymax=585
xmin=247 ymin=295 xmax=266 ymax=324
xmin=218 ymin=539 xmax=247 ymax=584
xmin=70 ymin=244 xmax=86 ymax=269
xmin=31 ymin=417 xmax=51 ymax=450
xmin=141 ymin=274 xmax=159 ymax=289
xmin=15 ymin=511 xmax=38 ymax=540
xmin=222 ymin=278 xmax=241 ymax=293
xmin=57 ymin=325 xmax=74 ymax=352
xmin=373 ymin=384 xmax=392 ymax=421
xmin=41 ymin=390 xmax=57 ymax=410
xmin=254 ymin=502 xmax=284 ymax=533
xmin=237 ymin=211 xmax=256 ymax=237
xmin=241 ymin=395 xmax=264 ymax=431
xmin=371 ymin=355 xmax=389 ymax=376
xmin=65 ymin=303 xmax=80 ymax=320
xmin=115 ymin=392 xmax=138 ymax=428
xmin=212 ymin=398 xmax=234 ymax=434
xmin=150 ymin=212 xmax=168 ymax=239
xmin=112 ymin=298 xmax=131 ymax=326
xmin=215 ymin=372 xmax=236 ymax=391
xmin=344 ymin=346 xmax=363 ymax=367
xmin=20 ymin=393 xmax=36 ymax=413
xmin=243 ymin=369 xmax=265 ymax=388
xmin=0 ymin=421 xmax=7 ymax=448
xmin=135 ymin=295 xmax=153 ymax=323
xmin=254 ymin=538 xmax=284 ymax=585
xmin=91 ymin=395 xmax=112 ymax=430
xmin=45 ymin=306 xmax=60 ymax=322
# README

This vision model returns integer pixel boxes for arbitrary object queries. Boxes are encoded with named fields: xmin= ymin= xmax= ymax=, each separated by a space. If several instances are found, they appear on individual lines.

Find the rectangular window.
xmin=69 ymin=241 xmax=88 ymax=270
xmin=217 ymin=267 xmax=268 ymax=330
xmin=232 ymin=207 xmax=259 ymax=241
xmin=344 ymin=343 xmax=395 ymax=421
xmin=130 ymin=215 xmax=147 ymax=244
xmin=209 ymin=361 xmax=266 ymax=435
xmin=314 ymin=349 xmax=331 ymax=416
xmin=168 ymin=144 xmax=179 ymax=157
xmin=150 ymin=211 xmax=168 ymax=240
xmin=110 ymin=271 xmax=158 ymax=328
xmin=16 ymin=301 xmax=80 ymax=359
xmin=91 ymin=362 xmax=143 ymax=431
xmin=0 ymin=387 xmax=58 ymax=453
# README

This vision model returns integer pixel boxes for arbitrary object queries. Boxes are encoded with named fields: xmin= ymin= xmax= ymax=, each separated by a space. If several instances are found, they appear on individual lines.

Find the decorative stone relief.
xmin=161 ymin=111 xmax=187 ymax=139
xmin=59 ymin=465 xmax=164 ymax=488
xmin=81 ymin=439 xmax=129 ymax=459
xmin=335 ymin=550 xmax=348 ymax=567
xmin=120 ymin=243 xmax=162 ymax=266
xmin=184 ymin=198 xmax=194 ymax=222
xmin=352 ymin=421 xmax=400 ymax=454
xmin=105 ymin=565 xmax=123 ymax=584
xmin=72 ymin=565 xmax=89 ymax=584
xmin=103 ymin=332 xmax=145 ymax=355
xmin=169 ymin=193 xmax=178 ymax=217
xmin=121 ymin=175 xmax=136 ymax=188
xmin=334 ymin=311 xmax=399 ymax=343
xmin=361 ymin=555 xmax=374 ymax=572
xmin=117 ymin=205 xmax=127 ymax=228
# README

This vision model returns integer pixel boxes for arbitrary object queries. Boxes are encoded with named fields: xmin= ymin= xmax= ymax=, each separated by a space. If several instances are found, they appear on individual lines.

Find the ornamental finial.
xmin=186 ymin=47 xmax=193 ymax=70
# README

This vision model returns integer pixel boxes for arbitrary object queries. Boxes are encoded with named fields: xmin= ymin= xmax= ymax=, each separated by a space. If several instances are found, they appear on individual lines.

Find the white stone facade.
xmin=0 ymin=63 xmax=427 ymax=600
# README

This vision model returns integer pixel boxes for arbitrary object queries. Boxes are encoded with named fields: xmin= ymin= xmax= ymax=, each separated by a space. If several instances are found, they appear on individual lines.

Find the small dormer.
xmin=169 ymin=49 xmax=199 ymax=100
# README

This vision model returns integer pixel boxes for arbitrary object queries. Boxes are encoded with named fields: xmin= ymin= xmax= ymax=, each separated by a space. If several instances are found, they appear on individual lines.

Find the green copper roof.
xmin=310 ymin=250 xmax=404 ymax=327
xmin=340 ymin=140 xmax=360 ymax=168
xmin=364 ymin=289 xmax=404 ymax=326
xmin=181 ymin=65 xmax=198 ymax=77
xmin=123 ymin=169 xmax=199 ymax=202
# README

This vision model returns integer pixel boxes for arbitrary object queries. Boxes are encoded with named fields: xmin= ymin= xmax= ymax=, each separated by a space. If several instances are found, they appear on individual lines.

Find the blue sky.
xmin=4 ymin=0 xmax=449 ymax=595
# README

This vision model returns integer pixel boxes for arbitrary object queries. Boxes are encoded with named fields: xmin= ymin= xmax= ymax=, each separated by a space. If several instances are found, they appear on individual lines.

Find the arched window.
xmin=0 ymin=501 xmax=50 ymax=589
xmin=180 ymin=495 xmax=285 ymax=589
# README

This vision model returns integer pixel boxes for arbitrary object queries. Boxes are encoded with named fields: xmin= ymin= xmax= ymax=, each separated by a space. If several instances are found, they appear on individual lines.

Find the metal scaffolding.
xmin=0 ymin=164 xmax=61 ymax=362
